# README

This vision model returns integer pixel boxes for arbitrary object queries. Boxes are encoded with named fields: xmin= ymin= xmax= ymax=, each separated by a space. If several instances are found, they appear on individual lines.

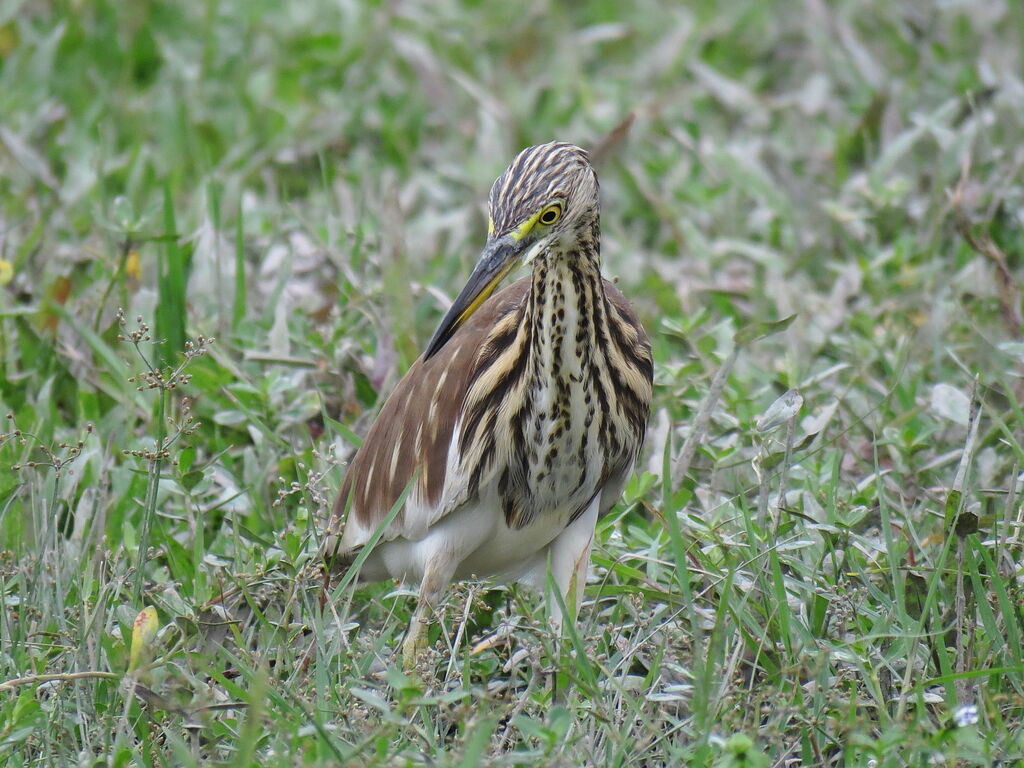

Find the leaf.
xmin=714 ymin=733 xmax=770 ymax=768
xmin=349 ymin=687 xmax=391 ymax=714
xmin=0 ymin=126 xmax=57 ymax=188
xmin=756 ymin=389 xmax=803 ymax=433
xmin=943 ymin=489 xmax=962 ymax=533
xmin=128 ymin=606 xmax=160 ymax=672
xmin=733 ymin=315 xmax=796 ymax=345
xmin=457 ymin=715 xmax=499 ymax=768
xmin=125 ymin=249 xmax=142 ymax=282
xmin=156 ymin=183 xmax=188 ymax=368
xmin=233 ymin=201 xmax=247 ymax=332
xmin=954 ymin=511 xmax=979 ymax=537
xmin=180 ymin=469 xmax=204 ymax=491
xmin=930 ymin=383 xmax=970 ymax=426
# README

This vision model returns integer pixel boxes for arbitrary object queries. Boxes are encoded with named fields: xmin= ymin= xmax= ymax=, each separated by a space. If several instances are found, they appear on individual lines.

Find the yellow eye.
xmin=538 ymin=205 xmax=561 ymax=226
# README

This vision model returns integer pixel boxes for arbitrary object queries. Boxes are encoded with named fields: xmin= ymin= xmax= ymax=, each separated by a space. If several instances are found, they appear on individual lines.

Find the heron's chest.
xmin=451 ymin=264 xmax=637 ymax=533
xmin=509 ymin=270 xmax=608 ymax=527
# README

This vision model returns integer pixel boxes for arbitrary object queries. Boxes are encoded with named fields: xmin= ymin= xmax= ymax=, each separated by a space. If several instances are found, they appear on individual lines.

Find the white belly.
xmin=454 ymin=489 xmax=582 ymax=579
xmin=359 ymin=486 xmax=587 ymax=586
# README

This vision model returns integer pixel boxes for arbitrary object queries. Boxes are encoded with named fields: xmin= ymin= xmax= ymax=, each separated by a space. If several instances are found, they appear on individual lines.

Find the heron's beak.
xmin=423 ymin=233 xmax=525 ymax=360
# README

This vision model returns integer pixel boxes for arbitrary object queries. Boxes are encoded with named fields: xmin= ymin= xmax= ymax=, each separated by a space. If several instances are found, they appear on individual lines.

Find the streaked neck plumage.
xmin=492 ymin=211 xmax=614 ymax=529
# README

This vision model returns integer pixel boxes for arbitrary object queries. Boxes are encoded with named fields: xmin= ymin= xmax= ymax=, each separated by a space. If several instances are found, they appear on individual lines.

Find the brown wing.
xmin=604 ymin=279 xmax=652 ymax=373
xmin=599 ymin=279 xmax=654 ymax=515
xmin=328 ymin=277 xmax=532 ymax=554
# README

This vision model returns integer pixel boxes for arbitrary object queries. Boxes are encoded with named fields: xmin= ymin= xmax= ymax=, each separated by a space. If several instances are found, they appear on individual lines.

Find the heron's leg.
xmin=516 ymin=494 xmax=602 ymax=698
xmin=544 ymin=493 xmax=601 ymax=631
xmin=402 ymin=599 xmax=432 ymax=670
xmin=402 ymin=560 xmax=454 ymax=671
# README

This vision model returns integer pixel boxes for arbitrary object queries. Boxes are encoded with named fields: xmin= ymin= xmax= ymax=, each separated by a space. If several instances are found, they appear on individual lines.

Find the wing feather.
xmin=599 ymin=279 xmax=653 ymax=515
xmin=329 ymin=278 xmax=532 ymax=555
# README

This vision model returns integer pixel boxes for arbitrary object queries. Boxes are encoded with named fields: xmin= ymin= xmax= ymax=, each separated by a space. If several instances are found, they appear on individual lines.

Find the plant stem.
xmin=133 ymin=388 xmax=167 ymax=606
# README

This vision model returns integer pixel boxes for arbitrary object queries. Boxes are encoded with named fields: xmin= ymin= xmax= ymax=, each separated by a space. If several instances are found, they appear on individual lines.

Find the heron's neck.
xmin=525 ymin=225 xmax=607 ymax=382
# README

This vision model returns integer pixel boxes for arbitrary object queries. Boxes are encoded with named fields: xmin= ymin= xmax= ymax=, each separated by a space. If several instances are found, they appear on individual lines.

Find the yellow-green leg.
xmin=401 ymin=599 xmax=432 ymax=670
xmin=401 ymin=565 xmax=452 ymax=670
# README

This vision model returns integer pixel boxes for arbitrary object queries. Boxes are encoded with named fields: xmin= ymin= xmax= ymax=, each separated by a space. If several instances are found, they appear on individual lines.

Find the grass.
xmin=1 ymin=0 xmax=1024 ymax=764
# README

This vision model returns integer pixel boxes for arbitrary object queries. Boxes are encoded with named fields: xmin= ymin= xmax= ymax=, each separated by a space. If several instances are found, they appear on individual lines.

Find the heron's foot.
xmin=401 ymin=614 xmax=430 ymax=671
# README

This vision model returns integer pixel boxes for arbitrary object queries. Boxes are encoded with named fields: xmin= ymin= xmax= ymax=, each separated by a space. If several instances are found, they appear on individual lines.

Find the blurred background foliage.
xmin=1 ymin=0 xmax=1024 ymax=765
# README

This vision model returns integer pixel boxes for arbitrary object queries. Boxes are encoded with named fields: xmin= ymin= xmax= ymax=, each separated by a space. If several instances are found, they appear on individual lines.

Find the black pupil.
xmin=542 ymin=210 xmax=557 ymax=223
